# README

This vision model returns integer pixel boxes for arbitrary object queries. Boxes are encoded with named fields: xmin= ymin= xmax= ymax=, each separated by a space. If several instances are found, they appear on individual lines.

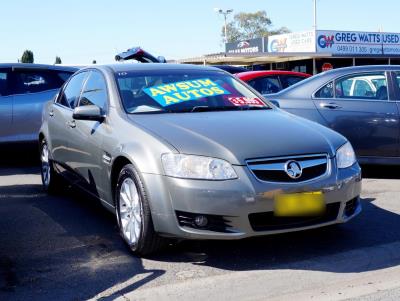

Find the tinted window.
xmin=12 ymin=70 xmax=68 ymax=94
xmin=335 ymin=73 xmax=387 ymax=100
xmin=115 ymin=70 xmax=269 ymax=114
xmin=78 ymin=71 xmax=107 ymax=110
xmin=57 ymin=71 xmax=74 ymax=82
xmin=248 ymin=76 xmax=281 ymax=94
xmin=280 ymin=75 xmax=307 ymax=89
xmin=315 ymin=81 xmax=333 ymax=98
xmin=0 ymin=70 xmax=9 ymax=96
xmin=57 ymin=72 xmax=88 ymax=109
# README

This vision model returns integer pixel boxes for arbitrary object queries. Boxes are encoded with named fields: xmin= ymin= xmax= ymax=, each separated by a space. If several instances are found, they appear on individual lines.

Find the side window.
xmin=0 ymin=70 xmax=9 ymax=96
xmin=78 ymin=71 xmax=107 ymax=110
xmin=315 ymin=81 xmax=334 ymax=98
xmin=394 ymin=72 xmax=400 ymax=91
xmin=280 ymin=76 xmax=306 ymax=89
xmin=12 ymin=70 xmax=65 ymax=94
xmin=57 ymin=72 xmax=88 ymax=109
xmin=335 ymin=72 xmax=388 ymax=100
xmin=57 ymin=71 xmax=74 ymax=82
xmin=248 ymin=76 xmax=281 ymax=94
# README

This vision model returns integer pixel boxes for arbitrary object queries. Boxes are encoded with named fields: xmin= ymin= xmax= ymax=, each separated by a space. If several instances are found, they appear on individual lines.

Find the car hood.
xmin=128 ymin=109 xmax=346 ymax=165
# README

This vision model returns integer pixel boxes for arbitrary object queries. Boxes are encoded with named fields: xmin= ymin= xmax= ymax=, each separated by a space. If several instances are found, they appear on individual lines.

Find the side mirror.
xmin=72 ymin=105 xmax=105 ymax=122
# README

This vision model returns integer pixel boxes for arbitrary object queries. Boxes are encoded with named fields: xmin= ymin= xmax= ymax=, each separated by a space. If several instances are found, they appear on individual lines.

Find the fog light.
xmin=194 ymin=215 xmax=208 ymax=227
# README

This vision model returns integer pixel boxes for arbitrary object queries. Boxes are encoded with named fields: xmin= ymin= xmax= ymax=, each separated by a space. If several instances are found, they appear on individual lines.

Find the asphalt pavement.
xmin=0 ymin=149 xmax=400 ymax=301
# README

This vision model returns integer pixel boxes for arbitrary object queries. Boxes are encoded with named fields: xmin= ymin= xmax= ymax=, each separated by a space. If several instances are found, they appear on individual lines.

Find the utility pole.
xmin=313 ymin=0 xmax=317 ymax=31
xmin=214 ymin=8 xmax=234 ymax=43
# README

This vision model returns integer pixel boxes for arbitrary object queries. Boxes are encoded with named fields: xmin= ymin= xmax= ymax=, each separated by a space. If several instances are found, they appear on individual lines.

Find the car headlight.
xmin=161 ymin=154 xmax=238 ymax=180
xmin=336 ymin=142 xmax=356 ymax=169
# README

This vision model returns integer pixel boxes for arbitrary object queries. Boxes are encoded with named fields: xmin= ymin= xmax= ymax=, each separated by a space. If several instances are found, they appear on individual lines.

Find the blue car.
xmin=266 ymin=65 xmax=400 ymax=165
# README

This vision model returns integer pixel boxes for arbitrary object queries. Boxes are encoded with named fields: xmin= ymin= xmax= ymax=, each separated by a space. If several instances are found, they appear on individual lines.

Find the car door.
xmin=67 ymin=70 xmax=108 ymax=198
xmin=390 ymin=71 xmax=400 ymax=157
xmin=11 ymin=69 xmax=67 ymax=142
xmin=313 ymin=71 xmax=399 ymax=158
xmin=48 ymin=71 xmax=89 ymax=166
xmin=0 ymin=68 xmax=12 ymax=142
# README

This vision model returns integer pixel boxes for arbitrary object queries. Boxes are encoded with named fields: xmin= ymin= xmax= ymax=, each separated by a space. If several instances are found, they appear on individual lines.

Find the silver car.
xmin=0 ymin=63 xmax=77 ymax=144
xmin=39 ymin=64 xmax=362 ymax=255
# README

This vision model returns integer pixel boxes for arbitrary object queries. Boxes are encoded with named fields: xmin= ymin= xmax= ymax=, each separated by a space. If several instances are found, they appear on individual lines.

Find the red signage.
xmin=228 ymin=97 xmax=266 ymax=107
xmin=322 ymin=63 xmax=333 ymax=72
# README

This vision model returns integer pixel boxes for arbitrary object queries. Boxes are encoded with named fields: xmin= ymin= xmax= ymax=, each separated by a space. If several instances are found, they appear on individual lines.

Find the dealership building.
xmin=178 ymin=30 xmax=400 ymax=74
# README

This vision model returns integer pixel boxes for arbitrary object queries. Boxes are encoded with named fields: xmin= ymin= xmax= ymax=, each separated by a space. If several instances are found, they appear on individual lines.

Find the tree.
xmin=55 ymin=56 xmax=62 ymax=64
xmin=92 ymin=60 xmax=97 ymax=64
xmin=223 ymin=10 xmax=290 ymax=43
xmin=21 ymin=50 xmax=34 ymax=63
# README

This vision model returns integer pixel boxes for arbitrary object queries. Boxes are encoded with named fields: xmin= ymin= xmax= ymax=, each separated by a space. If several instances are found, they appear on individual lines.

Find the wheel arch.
xmin=110 ymin=155 xmax=133 ymax=202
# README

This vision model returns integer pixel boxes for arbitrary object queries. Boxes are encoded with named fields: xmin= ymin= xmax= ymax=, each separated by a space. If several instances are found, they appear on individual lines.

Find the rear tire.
xmin=115 ymin=164 xmax=167 ymax=256
xmin=40 ymin=139 xmax=63 ymax=194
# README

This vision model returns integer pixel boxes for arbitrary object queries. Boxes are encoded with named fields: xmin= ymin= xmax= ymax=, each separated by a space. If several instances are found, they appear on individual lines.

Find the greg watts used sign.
xmin=317 ymin=30 xmax=400 ymax=55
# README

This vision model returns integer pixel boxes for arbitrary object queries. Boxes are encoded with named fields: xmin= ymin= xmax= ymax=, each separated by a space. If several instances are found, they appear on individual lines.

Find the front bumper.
xmin=142 ymin=160 xmax=362 ymax=240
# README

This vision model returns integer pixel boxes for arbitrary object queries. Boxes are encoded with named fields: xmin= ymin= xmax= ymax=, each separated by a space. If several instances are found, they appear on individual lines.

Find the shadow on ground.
xmin=0 ymin=151 xmax=399 ymax=300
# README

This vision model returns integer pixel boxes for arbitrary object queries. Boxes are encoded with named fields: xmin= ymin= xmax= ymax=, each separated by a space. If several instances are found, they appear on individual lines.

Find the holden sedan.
xmin=264 ymin=65 xmax=400 ymax=165
xmin=39 ymin=64 xmax=362 ymax=255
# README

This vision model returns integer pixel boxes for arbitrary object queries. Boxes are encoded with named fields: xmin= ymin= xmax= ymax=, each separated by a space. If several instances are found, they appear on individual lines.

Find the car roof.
xmin=236 ymin=70 xmax=311 ymax=81
xmin=274 ymin=65 xmax=400 ymax=98
xmin=94 ymin=63 xmax=223 ymax=73
xmin=0 ymin=63 xmax=78 ymax=72
xmin=321 ymin=65 xmax=400 ymax=76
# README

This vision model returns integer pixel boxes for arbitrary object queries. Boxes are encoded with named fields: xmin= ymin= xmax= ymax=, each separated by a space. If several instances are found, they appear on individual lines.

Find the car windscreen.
xmin=115 ymin=70 xmax=270 ymax=113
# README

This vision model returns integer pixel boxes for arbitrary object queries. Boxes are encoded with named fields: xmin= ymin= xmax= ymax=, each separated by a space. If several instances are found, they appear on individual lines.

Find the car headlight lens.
xmin=161 ymin=154 xmax=238 ymax=180
xmin=336 ymin=142 xmax=356 ymax=169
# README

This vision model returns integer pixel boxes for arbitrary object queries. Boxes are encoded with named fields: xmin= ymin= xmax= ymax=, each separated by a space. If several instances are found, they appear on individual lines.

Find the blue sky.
xmin=1 ymin=0 xmax=399 ymax=64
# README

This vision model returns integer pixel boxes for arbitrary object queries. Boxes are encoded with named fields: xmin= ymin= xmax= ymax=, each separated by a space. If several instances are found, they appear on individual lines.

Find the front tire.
xmin=115 ymin=164 xmax=167 ymax=256
xmin=40 ymin=139 xmax=63 ymax=194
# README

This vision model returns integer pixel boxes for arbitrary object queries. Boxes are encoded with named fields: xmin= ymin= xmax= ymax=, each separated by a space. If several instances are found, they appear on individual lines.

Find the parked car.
xmin=236 ymin=70 xmax=311 ymax=94
xmin=0 ymin=63 xmax=78 ymax=144
xmin=265 ymin=65 xmax=400 ymax=165
xmin=39 ymin=64 xmax=361 ymax=255
xmin=211 ymin=65 xmax=249 ymax=74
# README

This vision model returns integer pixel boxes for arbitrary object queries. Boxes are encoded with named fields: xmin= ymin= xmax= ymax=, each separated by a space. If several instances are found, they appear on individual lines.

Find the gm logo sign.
xmin=318 ymin=35 xmax=335 ymax=48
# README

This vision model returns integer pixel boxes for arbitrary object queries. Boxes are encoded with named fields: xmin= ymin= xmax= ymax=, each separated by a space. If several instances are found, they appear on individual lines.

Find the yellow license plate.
xmin=274 ymin=191 xmax=325 ymax=217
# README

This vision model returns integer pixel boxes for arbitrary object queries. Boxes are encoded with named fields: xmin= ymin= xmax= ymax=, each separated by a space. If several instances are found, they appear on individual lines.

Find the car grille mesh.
xmin=247 ymin=154 xmax=329 ymax=183
xmin=249 ymin=202 xmax=340 ymax=231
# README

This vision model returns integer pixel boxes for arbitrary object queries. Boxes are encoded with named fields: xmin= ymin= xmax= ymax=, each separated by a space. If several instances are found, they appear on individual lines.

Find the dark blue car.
xmin=266 ymin=65 xmax=400 ymax=165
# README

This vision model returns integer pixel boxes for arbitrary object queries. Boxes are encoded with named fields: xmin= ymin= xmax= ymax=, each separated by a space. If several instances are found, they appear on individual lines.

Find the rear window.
xmin=280 ymin=75 xmax=307 ymax=89
xmin=115 ymin=70 xmax=270 ymax=113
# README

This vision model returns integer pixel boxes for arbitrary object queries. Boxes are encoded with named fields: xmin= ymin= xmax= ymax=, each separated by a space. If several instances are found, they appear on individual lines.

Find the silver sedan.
xmin=0 ymin=63 xmax=77 ymax=144
xmin=39 ymin=64 xmax=362 ymax=255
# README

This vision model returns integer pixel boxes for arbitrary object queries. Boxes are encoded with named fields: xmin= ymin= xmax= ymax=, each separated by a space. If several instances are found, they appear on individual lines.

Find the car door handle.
xmin=320 ymin=102 xmax=342 ymax=110
xmin=49 ymin=110 xmax=54 ymax=117
xmin=67 ymin=120 xmax=76 ymax=128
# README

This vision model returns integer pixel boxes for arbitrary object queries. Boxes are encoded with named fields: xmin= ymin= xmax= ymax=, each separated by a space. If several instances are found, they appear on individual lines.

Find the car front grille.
xmin=246 ymin=154 xmax=329 ymax=183
xmin=344 ymin=197 xmax=359 ymax=217
xmin=248 ymin=202 xmax=340 ymax=232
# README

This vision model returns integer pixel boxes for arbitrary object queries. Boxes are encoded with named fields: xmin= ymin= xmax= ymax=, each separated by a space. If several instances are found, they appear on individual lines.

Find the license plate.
xmin=274 ymin=191 xmax=325 ymax=217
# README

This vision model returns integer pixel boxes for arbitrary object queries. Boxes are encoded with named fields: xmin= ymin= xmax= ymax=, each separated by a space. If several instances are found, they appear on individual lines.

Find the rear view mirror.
xmin=72 ymin=105 xmax=105 ymax=122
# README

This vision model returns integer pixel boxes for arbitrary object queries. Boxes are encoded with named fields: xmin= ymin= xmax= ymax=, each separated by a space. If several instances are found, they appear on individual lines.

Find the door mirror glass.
xmin=72 ymin=105 xmax=104 ymax=121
